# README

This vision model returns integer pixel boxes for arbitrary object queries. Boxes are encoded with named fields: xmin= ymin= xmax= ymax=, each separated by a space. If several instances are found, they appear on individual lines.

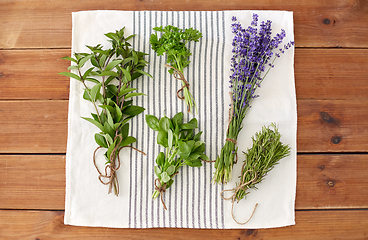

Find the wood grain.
xmin=297 ymin=99 xmax=368 ymax=153
xmin=1 ymin=154 xmax=367 ymax=210
xmin=0 ymin=100 xmax=68 ymax=153
xmin=0 ymin=99 xmax=366 ymax=153
xmin=0 ymin=50 xmax=70 ymax=100
xmin=0 ymin=155 xmax=65 ymax=210
xmin=1 ymin=0 xmax=368 ymax=49
xmin=0 ymin=209 xmax=367 ymax=240
xmin=1 ymin=48 xmax=367 ymax=101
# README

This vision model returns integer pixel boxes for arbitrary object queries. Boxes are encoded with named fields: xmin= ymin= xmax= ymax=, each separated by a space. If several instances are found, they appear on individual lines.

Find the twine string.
xmin=93 ymin=135 xmax=146 ymax=194
xmin=220 ymin=167 xmax=258 ymax=224
xmin=154 ymin=178 xmax=167 ymax=210
xmin=165 ymin=64 xmax=191 ymax=112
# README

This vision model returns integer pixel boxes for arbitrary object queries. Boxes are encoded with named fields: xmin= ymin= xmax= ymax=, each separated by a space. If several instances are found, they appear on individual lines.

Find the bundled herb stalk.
xmin=221 ymin=123 xmax=291 ymax=224
xmin=150 ymin=25 xmax=202 ymax=114
xmin=60 ymin=27 xmax=152 ymax=196
xmin=213 ymin=14 xmax=294 ymax=184
xmin=146 ymin=112 xmax=209 ymax=209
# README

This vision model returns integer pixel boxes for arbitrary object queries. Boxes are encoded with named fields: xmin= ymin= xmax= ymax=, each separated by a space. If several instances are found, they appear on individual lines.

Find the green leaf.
xmin=121 ymin=68 xmax=131 ymax=82
xmin=99 ymin=71 xmax=119 ymax=77
xmin=118 ymin=87 xmax=138 ymax=97
xmin=125 ymin=92 xmax=145 ymax=99
xmin=120 ymin=136 xmax=137 ymax=147
xmin=67 ymin=65 xmax=78 ymax=71
xmin=124 ymin=106 xmax=145 ymax=116
xmin=95 ymin=133 xmax=108 ymax=148
xmin=154 ymin=166 xmax=161 ymax=177
xmin=172 ymin=112 xmax=183 ymax=127
xmin=159 ymin=117 xmax=171 ymax=132
xmin=115 ymin=103 xmax=123 ymax=122
xmin=83 ymin=88 xmax=92 ymax=102
xmin=105 ymin=133 xmax=114 ymax=145
xmin=180 ymin=118 xmax=198 ymax=129
xmin=121 ymin=123 xmax=129 ymax=139
xmin=156 ymin=152 xmax=165 ymax=166
xmin=78 ymin=55 xmax=92 ymax=68
xmin=145 ymin=115 xmax=160 ymax=131
xmin=136 ymin=69 xmax=154 ymax=79
xmin=166 ymin=165 xmax=175 ymax=176
xmin=105 ymin=59 xmax=122 ymax=71
xmin=81 ymin=117 xmax=104 ymax=132
xmin=161 ymin=172 xmax=170 ymax=183
xmin=90 ymin=83 xmax=102 ymax=102
xmin=106 ymin=140 xmax=116 ymax=160
xmin=168 ymin=129 xmax=173 ymax=149
xmin=157 ymin=130 xmax=168 ymax=148
xmin=106 ymin=109 xmax=114 ymax=129
xmin=200 ymin=154 xmax=210 ymax=162
xmin=85 ymin=78 xmax=100 ymax=84
xmin=178 ymin=140 xmax=191 ymax=155
xmin=193 ymin=131 xmax=202 ymax=141
xmin=58 ymin=72 xmax=81 ymax=82
xmin=193 ymin=141 xmax=205 ymax=153
xmin=61 ymin=56 xmax=77 ymax=63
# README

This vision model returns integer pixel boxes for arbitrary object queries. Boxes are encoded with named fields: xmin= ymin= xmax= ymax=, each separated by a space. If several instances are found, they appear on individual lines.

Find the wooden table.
xmin=1 ymin=0 xmax=367 ymax=239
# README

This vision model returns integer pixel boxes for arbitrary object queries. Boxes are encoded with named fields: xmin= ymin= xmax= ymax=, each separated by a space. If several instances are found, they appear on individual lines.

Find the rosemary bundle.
xmin=221 ymin=123 xmax=291 ymax=224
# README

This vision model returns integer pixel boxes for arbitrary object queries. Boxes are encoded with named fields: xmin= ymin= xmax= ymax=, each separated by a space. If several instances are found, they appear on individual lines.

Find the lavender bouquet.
xmin=213 ymin=14 xmax=294 ymax=184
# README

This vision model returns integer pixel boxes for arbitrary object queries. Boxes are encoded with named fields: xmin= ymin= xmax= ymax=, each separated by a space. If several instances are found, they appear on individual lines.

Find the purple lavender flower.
xmin=213 ymin=14 xmax=294 ymax=184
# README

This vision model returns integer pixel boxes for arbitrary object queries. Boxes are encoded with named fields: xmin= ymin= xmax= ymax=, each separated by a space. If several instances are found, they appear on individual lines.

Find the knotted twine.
xmin=154 ymin=172 xmax=179 ymax=210
xmin=165 ymin=64 xmax=191 ymax=112
xmin=93 ymin=135 xmax=146 ymax=195
xmin=220 ymin=165 xmax=259 ymax=225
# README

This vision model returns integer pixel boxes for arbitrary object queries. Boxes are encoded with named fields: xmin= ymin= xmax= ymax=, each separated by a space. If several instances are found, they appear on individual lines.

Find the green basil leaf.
xmin=168 ymin=129 xmax=173 ymax=149
xmin=159 ymin=117 xmax=171 ymax=132
xmin=161 ymin=172 xmax=170 ymax=183
xmin=154 ymin=166 xmax=161 ymax=177
xmin=178 ymin=140 xmax=191 ymax=155
xmin=172 ymin=112 xmax=183 ymax=127
xmin=156 ymin=152 xmax=165 ymax=166
xmin=145 ymin=115 xmax=160 ymax=131
xmin=157 ymin=130 xmax=168 ymax=148
xmin=166 ymin=165 xmax=175 ymax=176
xmin=193 ymin=131 xmax=202 ymax=141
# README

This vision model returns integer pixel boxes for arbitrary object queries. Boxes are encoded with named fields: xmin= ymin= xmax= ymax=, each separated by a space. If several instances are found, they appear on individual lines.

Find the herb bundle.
xmin=146 ymin=112 xmax=209 ymax=209
xmin=150 ymin=25 xmax=202 ymax=114
xmin=221 ymin=123 xmax=291 ymax=224
xmin=213 ymin=14 xmax=294 ymax=184
xmin=60 ymin=27 xmax=152 ymax=196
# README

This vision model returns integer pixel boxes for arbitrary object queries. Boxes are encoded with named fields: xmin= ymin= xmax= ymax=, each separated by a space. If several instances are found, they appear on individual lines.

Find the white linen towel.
xmin=64 ymin=10 xmax=296 ymax=229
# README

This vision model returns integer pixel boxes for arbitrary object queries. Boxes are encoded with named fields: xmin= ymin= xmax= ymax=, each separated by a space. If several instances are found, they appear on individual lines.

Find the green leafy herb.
xmin=221 ymin=123 xmax=291 ymax=224
xmin=59 ymin=27 xmax=152 ymax=196
xmin=146 ymin=112 xmax=209 ymax=209
xmin=150 ymin=25 xmax=202 ymax=114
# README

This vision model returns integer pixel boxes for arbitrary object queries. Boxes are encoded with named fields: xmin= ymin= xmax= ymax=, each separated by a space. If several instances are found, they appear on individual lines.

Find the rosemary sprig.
xmin=221 ymin=123 xmax=291 ymax=224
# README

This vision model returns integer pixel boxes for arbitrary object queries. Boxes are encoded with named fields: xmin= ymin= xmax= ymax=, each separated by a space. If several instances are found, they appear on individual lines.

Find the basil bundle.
xmin=146 ymin=112 xmax=209 ymax=209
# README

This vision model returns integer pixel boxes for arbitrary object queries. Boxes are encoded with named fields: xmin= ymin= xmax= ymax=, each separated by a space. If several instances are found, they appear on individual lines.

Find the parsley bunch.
xmin=150 ymin=25 xmax=202 ymax=114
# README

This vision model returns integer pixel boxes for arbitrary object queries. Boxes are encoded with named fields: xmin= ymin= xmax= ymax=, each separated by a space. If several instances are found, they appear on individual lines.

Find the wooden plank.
xmin=295 ymin=49 xmax=368 ymax=100
xmin=1 ymin=0 xmax=368 ymax=49
xmin=1 ymin=48 xmax=368 ymax=101
xmin=0 ymin=100 xmax=68 ymax=153
xmin=0 ymin=50 xmax=70 ymax=100
xmin=1 ymin=154 xmax=367 ymax=210
xmin=297 ymin=99 xmax=368 ymax=153
xmin=0 ymin=99 xmax=367 ymax=153
xmin=0 ymin=209 xmax=367 ymax=239
xmin=295 ymin=154 xmax=368 ymax=209
xmin=0 ymin=155 xmax=65 ymax=210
